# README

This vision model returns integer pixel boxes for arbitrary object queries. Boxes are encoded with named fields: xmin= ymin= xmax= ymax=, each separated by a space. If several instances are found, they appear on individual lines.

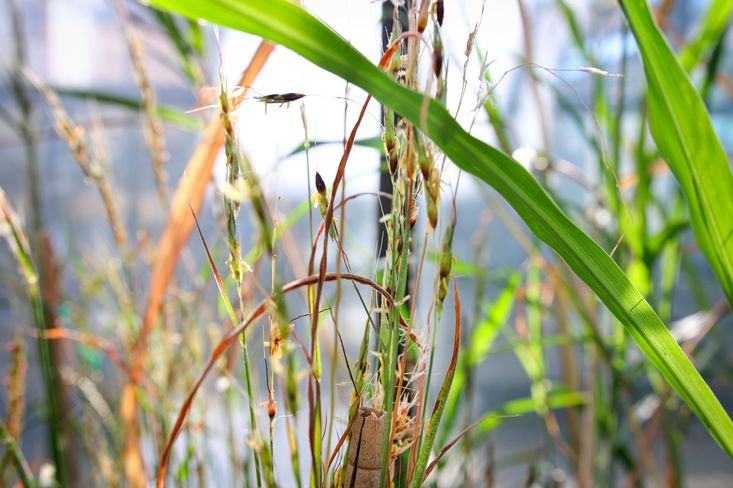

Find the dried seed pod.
xmin=418 ymin=4 xmax=429 ymax=33
xmin=437 ymin=206 xmax=456 ymax=303
xmin=425 ymin=172 xmax=441 ymax=229
xmin=439 ymin=207 xmax=456 ymax=280
xmin=388 ymin=148 xmax=399 ymax=176
xmin=415 ymin=134 xmax=432 ymax=181
xmin=433 ymin=24 xmax=444 ymax=79
xmin=315 ymin=171 xmax=327 ymax=195
xmin=267 ymin=397 xmax=277 ymax=419
xmin=437 ymin=0 xmax=444 ymax=26
xmin=384 ymin=107 xmax=399 ymax=175
xmin=396 ymin=234 xmax=404 ymax=255
xmin=285 ymin=353 xmax=299 ymax=412
xmin=409 ymin=203 xmax=419 ymax=229
xmin=402 ymin=142 xmax=416 ymax=178
xmin=5 ymin=340 xmax=26 ymax=439
xmin=466 ymin=31 xmax=476 ymax=57
xmin=314 ymin=172 xmax=338 ymax=240
xmin=426 ymin=194 xmax=438 ymax=229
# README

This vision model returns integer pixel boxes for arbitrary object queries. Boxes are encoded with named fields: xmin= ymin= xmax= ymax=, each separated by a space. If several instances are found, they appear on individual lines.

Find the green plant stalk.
xmin=0 ymin=422 xmax=36 ymax=488
xmin=6 ymin=1 xmax=67 ymax=482
xmin=612 ymin=24 xmax=628 ymax=174
xmin=30 ymin=291 xmax=66 ymax=476
xmin=457 ymin=226 xmax=492 ymax=480
xmin=379 ymin=171 xmax=412 ymax=487
xmin=409 ymin=280 xmax=460 ymax=488
xmin=327 ymin=165 xmax=350 ymax=464
xmin=309 ymin=380 xmax=322 ymax=488
xmin=219 ymin=78 xmax=264 ymax=488
xmin=151 ymin=0 xmax=733 ymax=459
xmin=189 ymin=199 xmax=262 ymax=487
xmin=416 ymin=203 xmax=456 ymax=467
xmin=523 ymin=261 xmax=548 ymax=415
xmin=237 ymin=293 xmax=261 ymax=488
xmin=417 ymin=302 xmax=438 ymax=464
xmin=345 ymin=312 xmax=373 ymax=483
xmin=0 ymin=193 xmax=66 ymax=486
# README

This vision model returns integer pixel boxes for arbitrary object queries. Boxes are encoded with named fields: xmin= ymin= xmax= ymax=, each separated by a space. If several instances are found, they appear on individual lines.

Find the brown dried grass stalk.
xmin=113 ymin=0 xmax=169 ymax=205
xmin=23 ymin=68 xmax=127 ymax=246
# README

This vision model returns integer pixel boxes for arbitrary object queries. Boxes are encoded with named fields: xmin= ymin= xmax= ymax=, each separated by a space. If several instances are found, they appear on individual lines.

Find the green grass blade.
xmin=619 ymin=0 xmax=733 ymax=308
xmin=287 ymin=136 xmax=382 ymax=157
xmin=679 ymin=0 xmax=733 ymax=71
xmin=152 ymin=9 xmax=204 ymax=85
xmin=478 ymin=387 xmax=586 ymax=432
xmin=54 ymin=87 xmax=204 ymax=131
xmin=149 ymin=0 xmax=733 ymax=458
xmin=468 ymin=273 xmax=521 ymax=365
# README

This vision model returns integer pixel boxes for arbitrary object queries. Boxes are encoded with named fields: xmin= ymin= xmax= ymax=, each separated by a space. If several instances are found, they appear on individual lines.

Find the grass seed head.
xmin=5 ymin=340 xmax=27 ymax=439
xmin=315 ymin=171 xmax=327 ymax=195
xmin=432 ymin=25 xmax=443 ymax=78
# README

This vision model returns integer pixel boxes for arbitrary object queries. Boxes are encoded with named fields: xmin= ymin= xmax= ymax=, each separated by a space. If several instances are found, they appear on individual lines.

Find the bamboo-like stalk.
xmin=344 ymin=408 xmax=387 ymax=488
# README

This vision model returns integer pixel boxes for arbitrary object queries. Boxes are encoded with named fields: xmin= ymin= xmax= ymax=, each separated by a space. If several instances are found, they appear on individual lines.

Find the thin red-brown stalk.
xmin=156 ymin=272 xmax=416 ymax=487
xmin=307 ymin=95 xmax=371 ymax=482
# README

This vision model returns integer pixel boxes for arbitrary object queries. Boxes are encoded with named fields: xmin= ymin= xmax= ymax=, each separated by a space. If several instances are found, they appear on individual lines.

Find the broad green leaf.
xmin=620 ymin=0 xmax=733 ymax=308
xmin=679 ymin=0 xmax=733 ymax=71
xmin=150 ymin=0 xmax=733 ymax=457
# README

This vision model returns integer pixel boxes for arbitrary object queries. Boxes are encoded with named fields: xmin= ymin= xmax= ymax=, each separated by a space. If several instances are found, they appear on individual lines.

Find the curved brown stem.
xmin=156 ymin=271 xmax=419 ymax=487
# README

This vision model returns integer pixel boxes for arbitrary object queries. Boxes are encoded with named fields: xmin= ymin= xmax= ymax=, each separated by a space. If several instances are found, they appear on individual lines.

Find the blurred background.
xmin=1 ymin=0 xmax=732 ymax=486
